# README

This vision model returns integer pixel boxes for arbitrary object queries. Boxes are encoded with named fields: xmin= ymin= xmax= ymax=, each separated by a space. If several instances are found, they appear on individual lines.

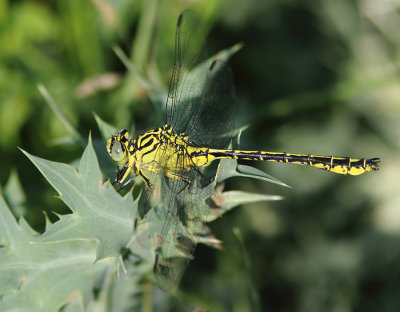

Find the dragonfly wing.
xmin=184 ymin=60 xmax=236 ymax=148
xmin=165 ymin=11 xmax=237 ymax=149
xmin=165 ymin=10 xmax=207 ymax=131
xmin=147 ymin=148 xmax=212 ymax=290
xmin=152 ymin=10 xmax=237 ymax=290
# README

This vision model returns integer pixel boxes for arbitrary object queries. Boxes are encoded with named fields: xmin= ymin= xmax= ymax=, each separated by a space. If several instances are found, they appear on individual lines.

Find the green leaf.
xmin=0 ymin=195 xmax=110 ymax=312
xmin=93 ymin=112 xmax=116 ymax=141
xmin=213 ymin=42 xmax=243 ymax=63
xmin=232 ymin=227 xmax=262 ymax=312
xmin=113 ymin=45 xmax=155 ymax=93
xmin=0 ymin=111 xmax=287 ymax=310
xmin=20 ymin=136 xmax=136 ymax=260
xmin=37 ymin=84 xmax=84 ymax=146
xmin=219 ymin=190 xmax=282 ymax=213
xmin=208 ymin=190 xmax=282 ymax=221
xmin=2 ymin=170 xmax=27 ymax=217
xmin=1 ymin=135 xmax=167 ymax=310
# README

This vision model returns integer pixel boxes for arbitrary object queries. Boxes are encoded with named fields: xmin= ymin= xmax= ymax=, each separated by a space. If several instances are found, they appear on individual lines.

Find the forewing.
xmin=165 ymin=10 xmax=207 ymax=131
xmin=165 ymin=11 xmax=237 ymax=149
xmin=184 ymin=60 xmax=236 ymax=148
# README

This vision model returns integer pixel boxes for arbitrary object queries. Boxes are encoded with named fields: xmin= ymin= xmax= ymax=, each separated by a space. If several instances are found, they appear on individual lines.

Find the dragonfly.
xmin=106 ymin=10 xmax=380 ymax=290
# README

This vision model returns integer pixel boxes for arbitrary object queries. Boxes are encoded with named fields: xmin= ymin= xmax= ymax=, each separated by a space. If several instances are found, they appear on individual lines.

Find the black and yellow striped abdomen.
xmin=107 ymin=125 xmax=380 ymax=188
xmin=188 ymin=147 xmax=380 ymax=176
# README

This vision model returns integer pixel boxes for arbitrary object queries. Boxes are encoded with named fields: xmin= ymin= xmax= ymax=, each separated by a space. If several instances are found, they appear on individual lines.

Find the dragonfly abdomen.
xmin=205 ymin=149 xmax=380 ymax=176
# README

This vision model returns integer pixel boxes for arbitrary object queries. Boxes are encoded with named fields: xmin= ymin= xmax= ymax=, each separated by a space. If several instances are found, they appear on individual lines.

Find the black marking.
xmin=349 ymin=158 xmax=363 ymax=168
xmin=209 ymin=60 xmax=216 ymax=71
xmin=366 ymin=158 xmax=380 ymax=169
xmin=118 ymin=176 xmax=135 ymax=191
xmin=116 ymin=166 xmax=128 ymax=184
xmin=141 ymin=142 xmax=159 ymax=158
xmin=177 ymin=13 xmax=183 ymax=27
xmin=329 ymin=157 xmax=350 ymax=168
xmin=139 ymin=137 xmax=154 ymax=150
xmin=153 ymin=127 xmax=163 ymax=134
xmin=177 ymin=176 xmax=190 ymax=195
xmin=189 ymin=150 xmax=208 ymax=158
xmin=119 ymin=142 xmax=126 ymax=154
xmin=139 ymin=133 xmax=155 ymax=143
xmin=120 ymin=129 xmax=129 ymax=142
xmin=108 ymin=138 xmax=115 ymax=154
xmin=153 ymin=254 xmax=159 ymax=273
xmin=209 ymin=150 xmax=262 ymax=160
xmin=127 ymin=139 xmax=135 ymax=155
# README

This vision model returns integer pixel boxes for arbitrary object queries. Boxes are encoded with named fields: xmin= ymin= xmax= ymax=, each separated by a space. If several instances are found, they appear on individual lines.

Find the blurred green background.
xmin=1 ymin=0 xmax=399 ymax=311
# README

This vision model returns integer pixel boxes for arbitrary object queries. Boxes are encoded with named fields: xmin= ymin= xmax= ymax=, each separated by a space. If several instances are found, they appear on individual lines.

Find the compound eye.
xmin=111 ymin=141 xmax=125 ymax=162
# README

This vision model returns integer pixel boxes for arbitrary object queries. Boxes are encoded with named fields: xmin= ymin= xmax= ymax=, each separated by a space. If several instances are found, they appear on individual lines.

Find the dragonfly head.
xmin=106 ymin=128 xmax=132 ymax=165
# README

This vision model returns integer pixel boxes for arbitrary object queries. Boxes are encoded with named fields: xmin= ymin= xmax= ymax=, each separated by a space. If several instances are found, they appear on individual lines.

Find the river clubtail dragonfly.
xmin=107 ymin=10 xmax=380 ymax=290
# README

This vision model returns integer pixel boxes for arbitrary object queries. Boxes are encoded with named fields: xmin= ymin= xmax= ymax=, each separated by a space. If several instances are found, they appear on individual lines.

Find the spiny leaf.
xmin=1 ymin=130 xmax=285 ymax=310
xmin=207 ymin=190 xmax=282 ymax=222
xmin=2 ymin=170 xmax=27 ymax=217
xmin=0 ymin=195 xmax=110 ymax=312
xmin=1 ymin=135 xmax=166 ymax=311
xmin=93 ymin=112 xmax=116 ymax=141
xmin=20 ymin=136 xmax=136 ymax=259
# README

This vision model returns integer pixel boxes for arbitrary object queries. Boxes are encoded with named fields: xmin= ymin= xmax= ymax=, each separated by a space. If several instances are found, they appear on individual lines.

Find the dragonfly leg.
xmin=113 ymin=155 xmax=135 ymax=187
xmin=115 ymin=176 xmax=135 ymax=192
xmin=190 ymin=164 xmax=212 ymax=186
xmin=164 ymin=170 xmax=190 ymax=195
xmin=138 ymin=170 xmax=154 ymax=190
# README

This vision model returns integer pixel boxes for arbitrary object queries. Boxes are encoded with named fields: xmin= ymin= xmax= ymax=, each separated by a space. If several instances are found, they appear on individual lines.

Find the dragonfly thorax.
xmin=107 ymin=125 xmax=203 ymax=186
xmin=134 ymin=125 xmax=193 ymax=170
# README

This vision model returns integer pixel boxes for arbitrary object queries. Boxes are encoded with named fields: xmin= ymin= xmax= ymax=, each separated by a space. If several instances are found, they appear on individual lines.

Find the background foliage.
xmin=1 ymin=0 xmax=399 ymax=311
